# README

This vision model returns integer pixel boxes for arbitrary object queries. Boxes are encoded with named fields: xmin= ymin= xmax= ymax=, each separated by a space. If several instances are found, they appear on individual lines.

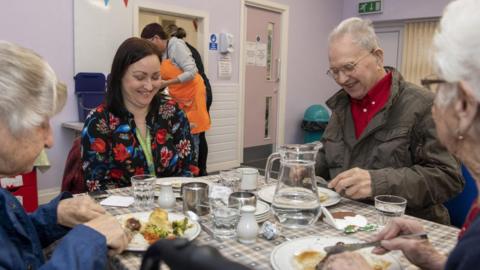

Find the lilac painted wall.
xmin=0 ymin=0 xmax=77 ymax=191
xmin=342 ymin=0 xmax=452 ymax=21
xmin=4 ymin=0 xmax=447 ymax=192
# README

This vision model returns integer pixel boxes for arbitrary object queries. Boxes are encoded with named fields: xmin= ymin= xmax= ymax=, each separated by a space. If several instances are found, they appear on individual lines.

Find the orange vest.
xmin=160 ymin=59 xmax=210 ymax=134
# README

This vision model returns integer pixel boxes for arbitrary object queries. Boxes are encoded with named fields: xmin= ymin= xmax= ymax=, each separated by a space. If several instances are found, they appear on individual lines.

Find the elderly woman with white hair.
xmin=323 ymin=0 xmax=480 ymax=269
xmin=0 ymin=41 xmax=130 ymax=269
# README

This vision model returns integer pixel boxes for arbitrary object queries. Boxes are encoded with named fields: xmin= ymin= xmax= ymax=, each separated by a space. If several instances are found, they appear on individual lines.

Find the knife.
xmin=323 ymin=232 xmax=428 ymax=254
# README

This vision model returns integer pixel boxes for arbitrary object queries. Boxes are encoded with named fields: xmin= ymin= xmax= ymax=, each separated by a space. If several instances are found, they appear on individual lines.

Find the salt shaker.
xmin=157 ymin=182 xmax=176 ymax=211
xmin=237 ymin=205 xmax=258 ymax=244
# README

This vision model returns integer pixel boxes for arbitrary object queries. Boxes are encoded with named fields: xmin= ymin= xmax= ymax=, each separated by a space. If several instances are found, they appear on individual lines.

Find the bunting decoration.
xmin=123 ymin=0 xmax=129 ymax=7
xmin=104 ymin=0 xmax=110 ymax=6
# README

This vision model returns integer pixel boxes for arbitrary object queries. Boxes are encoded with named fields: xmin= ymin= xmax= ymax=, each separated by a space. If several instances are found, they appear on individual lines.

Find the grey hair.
xmin=328 ymin=17 xmax=380 ymax=51
xmin=0 ymin=41 xmax=66 ymax=134
xmin=433 ymin=0 xmax=480 ymax=105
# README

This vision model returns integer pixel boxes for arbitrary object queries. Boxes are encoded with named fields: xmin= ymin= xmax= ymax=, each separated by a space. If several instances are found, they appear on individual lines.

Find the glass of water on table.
xmin=374 ymin=195 xmax=407 ymax=226
xmin=131 ymin=174 xmax=156 ymax=207
xmin=209 ymin=184 xmax=240 ymax=239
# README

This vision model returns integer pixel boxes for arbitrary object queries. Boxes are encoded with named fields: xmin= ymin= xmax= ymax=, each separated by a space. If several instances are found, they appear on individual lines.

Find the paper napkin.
xmin=100 ymin=195 xmax=134 ymax=207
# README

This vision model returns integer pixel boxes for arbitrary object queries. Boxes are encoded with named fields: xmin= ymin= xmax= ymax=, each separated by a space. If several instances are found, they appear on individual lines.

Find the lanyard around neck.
xmin=135 ymin=127 xmax=155 ymax=175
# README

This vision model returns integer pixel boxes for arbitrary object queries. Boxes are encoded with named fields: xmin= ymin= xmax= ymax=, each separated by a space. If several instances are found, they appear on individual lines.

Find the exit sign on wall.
xmin=358 ymin=0 xmax=382 ymax=15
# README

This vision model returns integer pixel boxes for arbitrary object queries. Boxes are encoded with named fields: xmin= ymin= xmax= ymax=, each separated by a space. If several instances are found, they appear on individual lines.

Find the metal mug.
xmin=228 ymin=191 xmax=257 ymax=209
xmin=182 ymin=182 xmax=210 ymax=216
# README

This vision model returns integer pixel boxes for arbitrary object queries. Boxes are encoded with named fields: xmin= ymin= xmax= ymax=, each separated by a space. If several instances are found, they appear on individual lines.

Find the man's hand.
xmin=57 ymin=196 xmax=106 ymax=228
xmin=371 ymin=217 xmax=446 ymax=270
xmin=85 ymin=214 xmax=132 ymax=255
xmin=323 ymin=251 xmax=371 ymax=270
xmin=328 ymin=167 xmax=372 ymax=199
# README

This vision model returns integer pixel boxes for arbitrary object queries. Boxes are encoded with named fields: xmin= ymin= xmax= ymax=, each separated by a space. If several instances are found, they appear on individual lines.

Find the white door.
xmin=243 ymin=5 xmax=282 ymax=161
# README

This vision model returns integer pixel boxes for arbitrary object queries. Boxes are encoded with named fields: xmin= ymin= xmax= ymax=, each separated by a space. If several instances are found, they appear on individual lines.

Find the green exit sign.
xmin=358 ymin=0 xmax=382 ymax=14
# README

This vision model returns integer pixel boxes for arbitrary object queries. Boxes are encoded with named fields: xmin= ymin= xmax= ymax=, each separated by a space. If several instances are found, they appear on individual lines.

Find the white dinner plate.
xmin=270 ymin=236 xmax=402 ymax=270
xmin=116 ymin=211 xmax=201 ymax=251
xmin=258 ymin=185 xmax=341 ymax=207
xmin=255 ymin=200 xmax=271 ymax=216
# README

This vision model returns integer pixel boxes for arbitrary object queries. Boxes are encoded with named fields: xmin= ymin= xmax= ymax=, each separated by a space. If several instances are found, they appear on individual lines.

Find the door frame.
xmin=132 ymin=2 xmax=209 ymax=71
xmin=239 ymin=0 xmax=289 ymax=162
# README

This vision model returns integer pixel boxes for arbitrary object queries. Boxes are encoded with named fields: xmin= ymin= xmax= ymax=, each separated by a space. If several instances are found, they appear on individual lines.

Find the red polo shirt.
xmin=350 ymin=72 xmax=392 ymax=139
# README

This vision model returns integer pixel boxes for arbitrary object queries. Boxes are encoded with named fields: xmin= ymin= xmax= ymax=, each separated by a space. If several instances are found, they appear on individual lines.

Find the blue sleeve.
xmin=28 ymin=192 xmax=72 ymax=248
xmin=40 ymin=225 xmax=107 ymax=270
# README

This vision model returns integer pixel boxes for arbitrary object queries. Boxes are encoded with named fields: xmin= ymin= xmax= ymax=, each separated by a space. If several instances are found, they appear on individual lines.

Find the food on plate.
xmin=293 ymin=250 xmax=325 ymax=270
xmin=293 ymin=249 xmax=392 ymax=270
xmin=318 ymin=192 xmax=329 ymax=202
xmin=123 ymin=208 xmax=193 ymax=244
xmin=125 ymin=217 xmax=141 ymax=232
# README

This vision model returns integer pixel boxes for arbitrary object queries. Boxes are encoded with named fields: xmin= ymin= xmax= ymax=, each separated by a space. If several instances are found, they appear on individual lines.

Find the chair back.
xmin=61 ymin=137 xmax=86 ymax=194
xmin=445 ymin=165 xmax=478 ymax=227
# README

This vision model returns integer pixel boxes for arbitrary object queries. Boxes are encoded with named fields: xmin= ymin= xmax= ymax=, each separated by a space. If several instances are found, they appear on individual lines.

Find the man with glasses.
xmin=316 ymin=17 xmax=463 ymax=224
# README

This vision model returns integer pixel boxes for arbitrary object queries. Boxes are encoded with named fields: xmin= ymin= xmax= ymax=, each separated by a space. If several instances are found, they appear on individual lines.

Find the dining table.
xmin=105 ymin=174 xmax=459 ymax=270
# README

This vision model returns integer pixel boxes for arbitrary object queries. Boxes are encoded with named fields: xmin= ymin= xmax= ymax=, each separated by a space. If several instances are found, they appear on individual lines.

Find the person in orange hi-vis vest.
xmin=141 ymin=23 xmax=210 ymax=174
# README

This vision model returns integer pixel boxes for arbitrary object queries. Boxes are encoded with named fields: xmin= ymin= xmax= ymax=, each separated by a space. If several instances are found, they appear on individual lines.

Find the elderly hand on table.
xmin=371 ymin=217 xmax=446 ymax=270
xmin=57 ymin=196 xmax=106 ymax=227
xmin=85 ymin=214 xmax=132 ymax=255
xmin=328 ymin=167 xmax=372 ymax=199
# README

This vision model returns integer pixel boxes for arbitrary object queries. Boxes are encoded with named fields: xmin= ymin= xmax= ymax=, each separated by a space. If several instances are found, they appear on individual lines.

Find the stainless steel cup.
xmin=182 ymin=182 xmax=210 ymax=216
xmin=228 ymin=191 xmax=257 ymax=209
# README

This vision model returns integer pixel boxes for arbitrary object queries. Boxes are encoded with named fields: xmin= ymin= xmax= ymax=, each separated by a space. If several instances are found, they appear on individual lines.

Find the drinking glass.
xmin=210 ymin=197 xmax=240 ymax=239
xmin=131 ymin=174 xmax=156 ymax=208
xmin=220 ymin=170 xmax=241 ymax=192
xmin=375 ymin=195 xmax=407 ymax=226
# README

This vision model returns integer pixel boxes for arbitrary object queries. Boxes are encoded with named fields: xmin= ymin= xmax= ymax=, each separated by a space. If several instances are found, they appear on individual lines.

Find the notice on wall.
xmin=218 ymin=54 xmax=232 ymax=79
xmin=246 ymin=41 xmax=256 ymax=65
xmin=255 ymin=43 xmax=267 ymax=67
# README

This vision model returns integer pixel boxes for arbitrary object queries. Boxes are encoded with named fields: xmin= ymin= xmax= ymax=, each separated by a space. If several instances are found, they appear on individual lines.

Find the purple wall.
xmin=342 ymin=0 xmax=452 ymax=21
xmin=0 ymin=0 xmax=77 ymax=191
xmin=0 ymin=0 xmax=451 ymax=192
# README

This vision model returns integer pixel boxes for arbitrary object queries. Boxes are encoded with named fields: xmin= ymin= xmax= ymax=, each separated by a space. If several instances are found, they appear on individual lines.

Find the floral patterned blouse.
xmin=81 ymin=96 xmax=196 ymax=191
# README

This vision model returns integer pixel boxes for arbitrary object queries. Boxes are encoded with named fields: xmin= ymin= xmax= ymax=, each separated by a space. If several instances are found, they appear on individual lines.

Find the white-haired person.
xmin=0 ymin=41 xmax=130 ymax=269
xmin=317 ymin=16 xmax=463 ymax=224
xmin=323 ymin=0 xmax=480 ymax=269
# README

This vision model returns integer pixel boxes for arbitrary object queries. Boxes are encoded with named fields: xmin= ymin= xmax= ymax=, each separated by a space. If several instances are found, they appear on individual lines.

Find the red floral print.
xmin=176 ymin=139 xmax=191 ymax=158
xmin=91 ymin=138 xmax=106 ymax=153
xmin=113 ymin=144 xmax=130 ymax=162
xmin=156 ymin=129 xmax=168 ymax=144
xmin=160 ymin=146 xmax=173 ymax=167
xmin=110 ymin=169 xmax=124 ymax=179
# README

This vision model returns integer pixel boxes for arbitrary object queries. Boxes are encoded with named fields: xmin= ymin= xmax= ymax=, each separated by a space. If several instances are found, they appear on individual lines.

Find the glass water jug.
xmin=265 ymin=142 xmax=323 ymax=228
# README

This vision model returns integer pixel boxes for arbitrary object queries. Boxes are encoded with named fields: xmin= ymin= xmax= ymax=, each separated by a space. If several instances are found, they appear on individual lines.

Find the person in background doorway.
xmin=141 ymin=23 xmax=211 ymax=176
xmin=324 ymin=0 xmax=480 ymax=269
xmin=167 ymin=24 xmax=212 ymax=176
xmin=81 ymin=38 xmax=195 ymax=191
xmin=0 ymin=41 xmax=130 ymax=269
xmin=316 ymin=17 xmax=463 ymax=224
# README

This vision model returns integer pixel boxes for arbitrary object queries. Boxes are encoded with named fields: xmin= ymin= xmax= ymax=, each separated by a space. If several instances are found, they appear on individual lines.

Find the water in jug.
xmin=265 ymin=142 xmax=323 ymax=228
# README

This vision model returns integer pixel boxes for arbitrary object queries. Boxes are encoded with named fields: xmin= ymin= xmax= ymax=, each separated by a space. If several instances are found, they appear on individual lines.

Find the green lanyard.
xmin=135 ymin=128 xmax=155 ymax=175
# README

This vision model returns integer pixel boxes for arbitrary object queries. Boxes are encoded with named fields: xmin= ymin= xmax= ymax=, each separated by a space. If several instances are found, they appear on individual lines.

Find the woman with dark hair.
xmin=81 ymin=37 xmax=195 ymax=191
xmin=141 ymin=23 xmax=210 ymax=176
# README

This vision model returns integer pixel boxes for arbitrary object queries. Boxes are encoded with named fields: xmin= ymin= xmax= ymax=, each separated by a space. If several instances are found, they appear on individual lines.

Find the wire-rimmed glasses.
xmin=326 ymin=49 xmax=375 ymax=80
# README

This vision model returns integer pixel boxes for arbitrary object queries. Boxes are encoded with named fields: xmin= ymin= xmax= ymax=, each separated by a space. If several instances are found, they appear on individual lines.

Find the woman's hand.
xmin=371 ymin=217 xmax=446 ymax=270
xmin=84 ymin=214 xmax=132 ymax=255
xmin=57 ymin=196 xmax=106 ymax=227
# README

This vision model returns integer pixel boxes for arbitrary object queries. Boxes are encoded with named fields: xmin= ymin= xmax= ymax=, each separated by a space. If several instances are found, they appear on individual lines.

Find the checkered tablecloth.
xmin=105 ymin=175 xmax=459 ymax=270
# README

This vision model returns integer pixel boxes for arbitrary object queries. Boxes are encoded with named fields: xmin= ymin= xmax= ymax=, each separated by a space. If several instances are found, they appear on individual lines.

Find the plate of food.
xmin=270 ymin=236 xmax=402 ymax=270
xmin=258 ymin=185 xmax=341 ymax=207
xmin=118 ymin=208 xmax=201 ymax=251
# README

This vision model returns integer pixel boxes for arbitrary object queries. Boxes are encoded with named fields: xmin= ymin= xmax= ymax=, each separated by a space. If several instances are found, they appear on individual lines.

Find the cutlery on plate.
xmin=316 ymin=232 xmax=428 ymax=269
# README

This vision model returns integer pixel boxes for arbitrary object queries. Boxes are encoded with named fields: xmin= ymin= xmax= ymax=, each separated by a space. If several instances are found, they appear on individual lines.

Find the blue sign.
xmin=209 ymin=42 xmax=218 ymax=50
xmin=210 ymin=34 xmax=217 ymax=43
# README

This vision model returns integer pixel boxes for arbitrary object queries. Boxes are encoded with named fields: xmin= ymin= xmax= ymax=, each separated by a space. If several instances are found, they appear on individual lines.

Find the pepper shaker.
xmin=237 ymin=205 xmax=258 ymax=244
xmin=157 ymin=181 xmax=176 ymax=211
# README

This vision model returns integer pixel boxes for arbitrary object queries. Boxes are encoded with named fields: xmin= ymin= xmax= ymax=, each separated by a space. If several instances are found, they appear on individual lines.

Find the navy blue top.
xmin=0 ymin=189 xmax=107 ymax=269
xmin=445 ymin=211 xmax=480 ymax=269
